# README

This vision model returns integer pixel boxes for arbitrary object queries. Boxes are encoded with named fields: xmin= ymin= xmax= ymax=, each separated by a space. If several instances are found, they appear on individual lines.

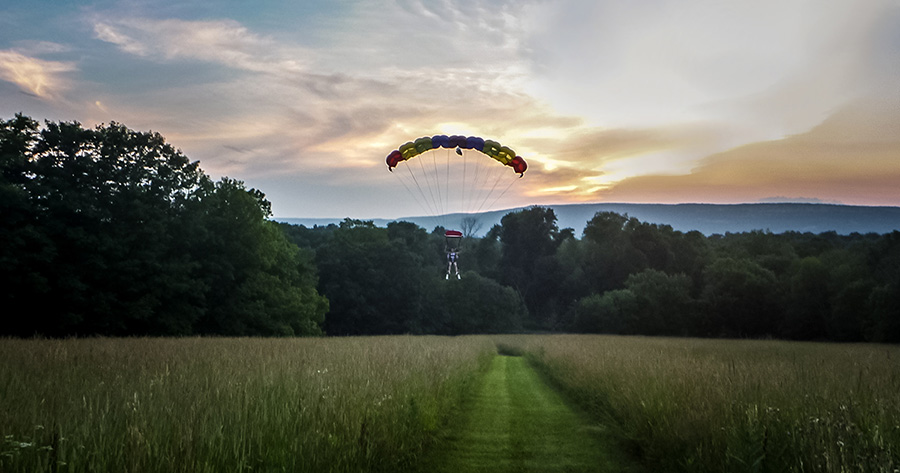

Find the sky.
xmin=2 ymin=0 xmax=900 ymax=219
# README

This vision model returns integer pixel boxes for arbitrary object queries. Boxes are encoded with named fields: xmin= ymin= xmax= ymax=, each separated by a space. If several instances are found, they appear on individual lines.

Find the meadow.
xmin=0 ymin=336 xmax=494 ymax=472
xmin=497 ymin=334 xmax=900 ymax=473
xmin=2 ymin=335 xmax=899 ymax=473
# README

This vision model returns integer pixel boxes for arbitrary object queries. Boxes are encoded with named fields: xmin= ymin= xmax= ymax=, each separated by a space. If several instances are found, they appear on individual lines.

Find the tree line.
xmin=285 ymin=207 xmax=899 ymax=342
xmin=3 ymin=115 xmax=898 ymax=341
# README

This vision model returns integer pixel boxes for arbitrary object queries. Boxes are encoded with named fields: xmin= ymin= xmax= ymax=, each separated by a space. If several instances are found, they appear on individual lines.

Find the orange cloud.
xmin=595 ymin=100 xmax=900 ymax=205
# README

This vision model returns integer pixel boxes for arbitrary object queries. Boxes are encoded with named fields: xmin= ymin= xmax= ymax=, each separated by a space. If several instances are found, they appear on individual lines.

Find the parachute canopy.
xmin=386 ymin=134 xmax=527 ymax=176
xmin=385 ymin=134 xmax=527 ymax=229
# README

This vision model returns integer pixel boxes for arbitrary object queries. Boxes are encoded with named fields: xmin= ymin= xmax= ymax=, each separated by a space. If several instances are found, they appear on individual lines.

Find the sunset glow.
xmin=2 ymin=0 xmax=899 ymax=218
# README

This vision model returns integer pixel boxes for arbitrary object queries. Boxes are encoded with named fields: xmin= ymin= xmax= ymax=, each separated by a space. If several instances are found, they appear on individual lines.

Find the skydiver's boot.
xmin=457 ymin=273 xmax=461 ymax=280
xmin=445 ymin=273 xmax=449 ymax=280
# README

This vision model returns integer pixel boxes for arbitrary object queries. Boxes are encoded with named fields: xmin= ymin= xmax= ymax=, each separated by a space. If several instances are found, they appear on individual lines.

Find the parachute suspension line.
xmin=417 ymin=154 xmax=442 ymax=222
xmin=472 ymin=162 xmax=510 ymax=215
xmin=396 ymin=168 xmax=431 ymax=216
xmin=480 ymin=174 xmax=518 ymax=214
xmin=468 ymin=159 xmax=500 ymax=215
xmin=444 ymin=147 xmax=451 ymax=223
xmin=461 ymin=149 xmax=469 ymax=219
xmin=429 ymin=150 xmax=445 ymax=221
xmin=402 ymin=162 xmax=438 ymax=217
xmin=385 ymin=137 xmax=526 ymax=231
xmin=465 ymin=151 xmax=486 ymax=215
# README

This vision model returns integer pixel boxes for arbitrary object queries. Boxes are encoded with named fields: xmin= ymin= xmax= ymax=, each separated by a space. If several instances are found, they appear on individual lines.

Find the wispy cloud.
xmin=0 ymin=50 xmax=75 ymax=99
xmin=85 ymin=11 xmax=582 ymax=186
xmin=93 ymin=17 xmax=311 ymax=74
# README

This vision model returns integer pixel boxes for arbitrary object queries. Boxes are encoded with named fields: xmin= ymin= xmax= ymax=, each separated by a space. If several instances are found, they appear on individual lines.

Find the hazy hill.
xmin=276 ymin=203 xmax=900 ymax=236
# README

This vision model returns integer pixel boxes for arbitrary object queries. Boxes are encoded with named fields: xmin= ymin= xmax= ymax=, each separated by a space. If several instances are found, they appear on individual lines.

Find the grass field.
xmin=418 ymin=354 xmax=637 ymax=473
xmin=3 ymin=335 xmax=899 ymax=472
xmin=0 ymin=336 xmax=494 ymax=472
xmin=497 ymin=334 xmax=900 ymax=473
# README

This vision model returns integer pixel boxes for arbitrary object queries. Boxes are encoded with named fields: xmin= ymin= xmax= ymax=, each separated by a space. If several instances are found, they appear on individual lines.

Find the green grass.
xmin=5 ymin=334 xmax=898 ymax=473
xmin=418 ymin=353 xmax=640 ymax=472
xmin=0 ymin=336 xmax=494 ymax=472
xmin=495 ymin=334 xmax=900 ymax=473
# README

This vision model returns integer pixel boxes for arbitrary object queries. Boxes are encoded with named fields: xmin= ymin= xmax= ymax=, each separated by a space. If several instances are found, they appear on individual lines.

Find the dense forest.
xmin=1 ymin=115 xmax=326 ymax=336
xmin=283 ymin=208 xmax=900 ymax=342
xmin=3 ymin=115 xmax=899 ymax=342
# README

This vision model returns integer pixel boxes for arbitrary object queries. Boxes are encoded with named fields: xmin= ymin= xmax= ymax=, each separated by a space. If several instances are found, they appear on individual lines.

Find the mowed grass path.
xmin=418 ymin=354 xmax=638 ymax=473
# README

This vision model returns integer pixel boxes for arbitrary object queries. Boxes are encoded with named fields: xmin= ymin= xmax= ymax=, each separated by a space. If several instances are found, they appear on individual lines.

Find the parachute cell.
xmin=466 ymin=136 xmax=485 ymax=151
xmin=386 ymin=149 xmax=403 ymax=168
xmin=449 ymin=135 xmax=468 ymax=148
xmin=497 ymin=146 xmax=516 ymax=164
xmin=432 ymin=135 xmax=451 ymax=148
xmin=415 ymin=136 xmax=433 ymax=154
xmin=509 ymin=156 xmax=527 ymax=175
xmin=399 ymin=141 xmax=417 ymax=160
xmin=482 ymin=140 xmax=501 ymax=158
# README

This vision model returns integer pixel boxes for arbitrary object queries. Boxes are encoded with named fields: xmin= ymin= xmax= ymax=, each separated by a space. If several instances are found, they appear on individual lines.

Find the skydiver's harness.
xmin=448 ymin=252 xmax=458 ymax=263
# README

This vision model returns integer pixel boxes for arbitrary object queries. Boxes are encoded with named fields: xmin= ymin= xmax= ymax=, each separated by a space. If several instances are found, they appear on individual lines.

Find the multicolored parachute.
xmin=384 ymin=134 xmax=527 ymax=231
xmin=386 ymin=134 xmax=527 ymax=176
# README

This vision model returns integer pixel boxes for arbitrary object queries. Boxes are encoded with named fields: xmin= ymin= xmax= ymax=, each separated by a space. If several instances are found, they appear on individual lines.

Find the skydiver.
xmin=446 ymin=249 xmax=460 ymax=280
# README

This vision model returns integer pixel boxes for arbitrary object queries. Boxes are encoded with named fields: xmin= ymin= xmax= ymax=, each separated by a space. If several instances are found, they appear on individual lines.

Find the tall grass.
xmin=0 ymin=336 xmax=494 ymax=472
xmin=497 ymin=334 xmax=900 ymax=473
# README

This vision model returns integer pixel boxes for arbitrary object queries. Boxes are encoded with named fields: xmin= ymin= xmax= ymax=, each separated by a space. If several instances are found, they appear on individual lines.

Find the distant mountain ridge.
xmin=276 ymin=203 xmax=900 ymax=237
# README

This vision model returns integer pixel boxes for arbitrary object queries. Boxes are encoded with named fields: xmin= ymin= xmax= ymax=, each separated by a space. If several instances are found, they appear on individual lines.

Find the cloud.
xmin=522 ymin=0 xmax=897 ymax=137
xmin=51 ymin=0 xmax=899 ymax=217
xmin=84 ymin=11 xmax=577 ymax=186
xmin=93 ymin=17 xmax=310 ymax=74
xmin=10 ymin=40 xmax=72 ymax=55
xmin=596 ymin=98 xmax=900 ymax=206
xmin=0 ymin=50 xmax=75 ymax=99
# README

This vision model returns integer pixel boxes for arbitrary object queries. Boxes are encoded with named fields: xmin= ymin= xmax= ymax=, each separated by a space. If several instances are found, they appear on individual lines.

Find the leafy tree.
xmin=498 ymin=206 xmax=567 ymax=329
xmin=1 ymin=115 xmax=54 ymax=334
xmin=192 ymin=178 xmax=327 ymax=336
xmin=700 ymin=257 xmax=782 ymax=338
xmin=868 ymin=284 xmax=900 ymax=342
xmin=580 ymin=212 xmax=645 ymax=293
xmin=711 ymin=230 xmax=797 ymax=275
xmin=467 ymin=224 xmax=502 ymax=279
xmin=0 ymin=118 xmax=209 ymax=335
xmin=0 ymin=115 xmax=327 ymax=336
xmin=278 ymin=222 xmax=337 ymax=250
xmin=866 ymin=231 xmax=900 ymax=342
xmin=624 ymin=269 xmax=695 ymax=336
xmin=316 ymin=220 xmax=433 ymax=335
xmin=573 ymin=290 xmax=636 ymax=334
xmin=829 ymin=280 xmax=872 ymax=342
xmin=433 ymin=272 xmax=525 ymax=334
xmin=781 ymin=256 xmax=830 ymax=340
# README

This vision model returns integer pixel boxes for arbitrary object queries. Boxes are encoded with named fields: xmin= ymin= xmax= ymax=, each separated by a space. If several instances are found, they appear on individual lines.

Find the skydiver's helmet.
xmin=445 ymin=230 xmax=462 ymax=252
